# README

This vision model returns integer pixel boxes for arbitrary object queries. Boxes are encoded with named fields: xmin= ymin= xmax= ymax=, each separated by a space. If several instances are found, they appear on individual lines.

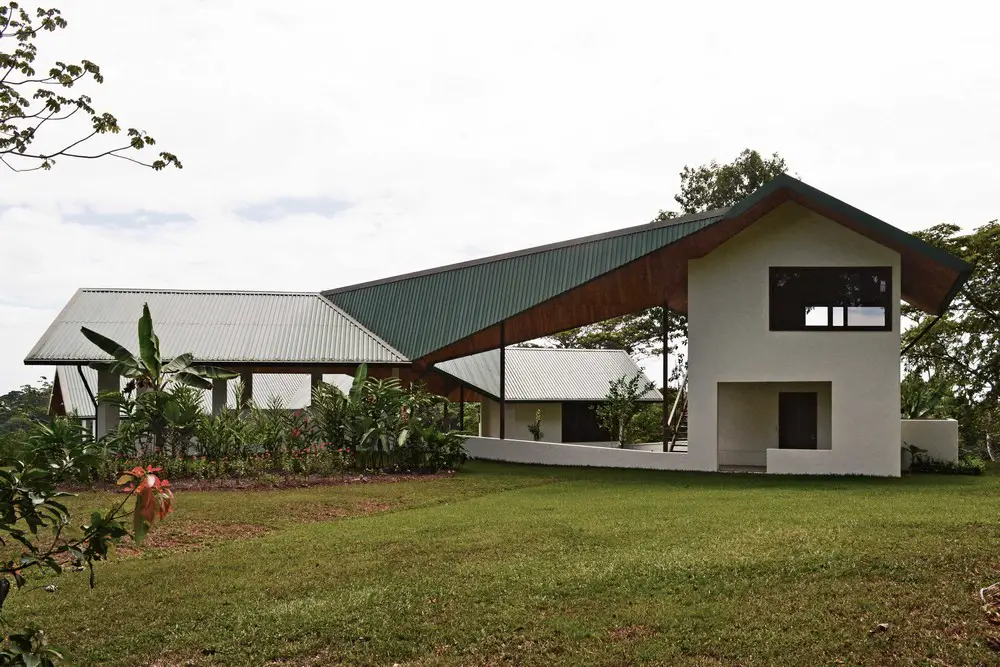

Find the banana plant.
xmin=81 ymin=303 xmax=236 ymax=391
xmin=81 ymin=303 xmax=237 ymax=449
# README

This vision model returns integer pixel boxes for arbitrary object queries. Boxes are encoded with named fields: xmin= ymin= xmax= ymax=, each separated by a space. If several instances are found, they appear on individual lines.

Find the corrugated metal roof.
xmin=56 ymin=367 xmax=355 ymax=418
xmin=26 ymin=289 xmax=407 ymax=365
xmin=323 ymin=211 xmax=725 ymax=360
xmin=436 ymin=347 xmax=662 ymax=402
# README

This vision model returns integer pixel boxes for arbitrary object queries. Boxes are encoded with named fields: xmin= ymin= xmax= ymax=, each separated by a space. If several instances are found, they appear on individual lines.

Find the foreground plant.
xmin=0 ymin=444 xmax=175 ymax=665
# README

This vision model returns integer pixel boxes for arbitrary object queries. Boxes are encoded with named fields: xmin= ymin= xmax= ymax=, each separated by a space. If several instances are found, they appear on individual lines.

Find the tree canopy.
xmin=0 ymin=377 xmax=49 ymax=437
xmin=902 ymin=221 xmax=1000 ymax=453
xmin=0 ymin=2 xmax=180 ymax=172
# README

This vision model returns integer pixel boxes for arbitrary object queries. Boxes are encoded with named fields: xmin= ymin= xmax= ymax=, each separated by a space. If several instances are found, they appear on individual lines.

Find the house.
xmin=436 ymin=347 xmax=660 ymax=444
xmin=25 ymin=175 xmax=973 ymax=476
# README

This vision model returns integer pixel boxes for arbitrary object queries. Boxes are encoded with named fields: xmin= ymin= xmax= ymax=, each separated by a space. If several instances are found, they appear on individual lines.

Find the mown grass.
xmin=8 ymin=463 xmax=1000 ymax=666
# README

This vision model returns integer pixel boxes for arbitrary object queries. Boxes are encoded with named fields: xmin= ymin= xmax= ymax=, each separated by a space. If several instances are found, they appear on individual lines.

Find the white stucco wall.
xmin=479 ymin=400 xmax=563 ymax=442
xmin=463 ymin=436 xmax=702 ymax=470
xmin=717 ymin=382 xmax=832 ymax=467
xmin=901 ymin=419 xmax=959 ymax=463
xmin=688 ymin=201 xmax=902 ymax=477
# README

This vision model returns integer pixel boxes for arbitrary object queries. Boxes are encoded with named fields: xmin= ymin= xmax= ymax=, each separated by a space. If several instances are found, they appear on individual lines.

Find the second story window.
xmin=769 ymin=267 xmax=892 ymax=332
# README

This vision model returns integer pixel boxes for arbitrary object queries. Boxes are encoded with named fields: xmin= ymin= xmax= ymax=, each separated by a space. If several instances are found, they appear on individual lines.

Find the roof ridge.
xmin=79 ymin=288 xmax=321 ymax=296
xmin=322 ymin=208 xmax=727 ymax=296
xmin=315 ymin=297 xmax=409 ymax=362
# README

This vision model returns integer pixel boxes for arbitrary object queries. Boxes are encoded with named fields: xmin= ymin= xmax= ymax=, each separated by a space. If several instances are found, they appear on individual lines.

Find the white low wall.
xmin=901 ymin=419 xmax=959 ymax=462
xmin=624 ymin=442 xmax=664 ymax=452
xmin=766 ymin=448 xmax=838 ymax=475
xmin=463 ymin=437 xmax=706 ymax=471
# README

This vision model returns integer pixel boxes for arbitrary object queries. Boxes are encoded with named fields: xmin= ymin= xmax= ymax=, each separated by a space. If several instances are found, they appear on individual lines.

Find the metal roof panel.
xmin=25 ymin=289 xmax=407 ymax=365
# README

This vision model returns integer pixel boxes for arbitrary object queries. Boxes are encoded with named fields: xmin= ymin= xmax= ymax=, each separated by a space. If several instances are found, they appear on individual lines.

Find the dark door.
xmin=562 ymin=402 xmax=613 ymax=443
xmin=778 ymin=392 xmax=818 ymax=449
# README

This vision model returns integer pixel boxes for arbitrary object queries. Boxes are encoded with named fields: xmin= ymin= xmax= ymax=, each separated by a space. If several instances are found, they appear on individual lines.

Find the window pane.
xmin=846 ymin=306 xmax=886 ymax=327
xmin=805 ymin=307 xmax=828 ymax=327
xmin=831 ymin=307 xmax=845 ymax=326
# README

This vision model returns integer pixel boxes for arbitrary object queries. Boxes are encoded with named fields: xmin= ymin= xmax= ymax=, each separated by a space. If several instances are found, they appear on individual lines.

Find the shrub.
xmin=527 ymin=409 xmax=543 ymax=442
xmin=909 ymin=454 xmax=986 ymax=475
xmin=403 ymin=424 xmax=468 ymax=471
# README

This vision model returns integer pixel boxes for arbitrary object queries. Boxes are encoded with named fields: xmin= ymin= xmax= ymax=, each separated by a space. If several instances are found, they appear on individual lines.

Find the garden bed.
xmin=65 ymin=469 xmax=457 ymax=492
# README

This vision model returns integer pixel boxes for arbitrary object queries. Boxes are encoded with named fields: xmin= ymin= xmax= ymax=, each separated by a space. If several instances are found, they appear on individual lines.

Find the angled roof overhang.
xmin=325 ymin=175 xmax=972 ymax=368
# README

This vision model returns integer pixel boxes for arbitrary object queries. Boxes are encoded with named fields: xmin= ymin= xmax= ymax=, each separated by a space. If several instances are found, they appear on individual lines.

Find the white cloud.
xmin=3 ymin=0 xmax=999 ymax=390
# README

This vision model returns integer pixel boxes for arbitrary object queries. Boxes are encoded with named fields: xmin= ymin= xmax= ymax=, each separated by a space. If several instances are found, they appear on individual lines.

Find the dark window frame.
xmin=768 ymin=266 xmax=893 ymax=333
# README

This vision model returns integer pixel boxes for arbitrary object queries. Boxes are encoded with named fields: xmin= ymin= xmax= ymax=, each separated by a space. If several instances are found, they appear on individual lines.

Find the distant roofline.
xmin=322 ymin=208 xmax=728 ymax=296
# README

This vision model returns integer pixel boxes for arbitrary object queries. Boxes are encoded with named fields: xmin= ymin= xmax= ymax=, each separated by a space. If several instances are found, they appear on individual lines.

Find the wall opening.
xmin=717 ymin=382 xmax=832 ymax=470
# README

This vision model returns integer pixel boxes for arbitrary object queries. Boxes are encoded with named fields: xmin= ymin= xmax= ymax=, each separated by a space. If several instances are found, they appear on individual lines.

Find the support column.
xmin=662 ymin=301 xmax=669 ymax=450
xmin=459 ymin=385 xmax=465 ymax=431
xmin=310 ymin=371 xmax=323 ymax=406
xmin=442 ymin=401 xmax=449 ymax=430
xmin=499 ymin=321 xmax=506 ymax=440
xmin=212 ymin=379 xmax=228 ymax=416
xmin=95 ymin=370 xmax=120 ymax=439
xmin=239 ymin=372 xmax=253 ymax=410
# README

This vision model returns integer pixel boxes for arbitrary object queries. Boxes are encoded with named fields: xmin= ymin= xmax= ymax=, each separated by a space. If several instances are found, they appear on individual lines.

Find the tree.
xmin=595 ymin=373 xmax=655 ymax=446
xmin=0 ymin=378 xmax=49 ymax=436
xmin=669 ymin=148 xmax=788 ymax=216
xmin=902 ymin=221 xmax=1000 ymax=455
xmin=0 ymin=3 xmax=181 ymax=172
xmin=553 ymin=149 xmax=790 ymax=368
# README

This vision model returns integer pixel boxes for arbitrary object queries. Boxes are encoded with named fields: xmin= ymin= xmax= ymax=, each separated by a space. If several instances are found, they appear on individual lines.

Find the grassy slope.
xmin=9 ymin=463 xmax=1000 ymax=666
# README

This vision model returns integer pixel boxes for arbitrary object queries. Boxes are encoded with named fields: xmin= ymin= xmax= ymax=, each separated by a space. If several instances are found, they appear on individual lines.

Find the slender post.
xmin=212 ymin=379 xmax=228 ymax=416
xmin=499 ymin=321 xmax=506 ymax=440
xmin=459 ymin=385 xmax=465 ymax=430
xmin=662 ymin=301 xmax=669 ymax=450
xmin=442 ymin=401 xmax=449 ymax=430
xmin=239 ymin=371 xmax=253 ymax=410
xmin=95 ymin=370 xmax=120 ymax=439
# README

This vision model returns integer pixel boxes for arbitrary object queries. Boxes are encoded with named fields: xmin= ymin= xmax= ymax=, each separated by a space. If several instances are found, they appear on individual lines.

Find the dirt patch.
xmin=285 ymin=499 xmax=394 ymax=522
xmin=66 ymin=470 xmax=456 ymax=493
xmin=117 ymin=520 xmax=269 ymax=557
xmin=607 ymin=624 xmax=659 ymax=642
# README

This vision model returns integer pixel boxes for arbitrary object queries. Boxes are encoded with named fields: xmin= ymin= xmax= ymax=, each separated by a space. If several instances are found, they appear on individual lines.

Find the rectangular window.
xmin=769 ymin=267 xmax=892 ymax=332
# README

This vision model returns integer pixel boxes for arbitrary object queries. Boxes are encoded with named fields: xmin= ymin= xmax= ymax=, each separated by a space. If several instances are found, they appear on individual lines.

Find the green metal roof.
xmin=323 ymin=210 xmax=725 ymax=360
xmin=325 ymin=175 xmax=974 ymax=362
xmin=727 ymin=174 xmax=974 ymax=277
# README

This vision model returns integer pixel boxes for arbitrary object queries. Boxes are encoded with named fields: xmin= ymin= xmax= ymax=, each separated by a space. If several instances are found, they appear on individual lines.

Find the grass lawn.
xmin=9 ymin=462 xmax=1000 ymax=666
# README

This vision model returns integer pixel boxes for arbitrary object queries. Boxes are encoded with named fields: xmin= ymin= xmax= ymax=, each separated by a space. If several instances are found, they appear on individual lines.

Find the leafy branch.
xmin=0 ymin=2 xmax=181 ymax=172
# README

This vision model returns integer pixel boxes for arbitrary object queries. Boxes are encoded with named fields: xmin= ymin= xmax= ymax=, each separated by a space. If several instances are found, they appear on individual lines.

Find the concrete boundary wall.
xmin=901 ymin=419 xmax=959 ymax=462
xmin=463 ymin=437 xmax=707 ymax=471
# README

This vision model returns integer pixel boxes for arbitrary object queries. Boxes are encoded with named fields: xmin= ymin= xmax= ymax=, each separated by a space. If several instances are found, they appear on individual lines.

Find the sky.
xmin=2 ymin=0 xmax=999 ymax=391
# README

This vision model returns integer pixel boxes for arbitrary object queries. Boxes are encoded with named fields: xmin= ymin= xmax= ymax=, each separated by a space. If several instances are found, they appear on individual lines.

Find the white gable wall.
xmin=687 ymin=202 xmax=902 ymax=476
